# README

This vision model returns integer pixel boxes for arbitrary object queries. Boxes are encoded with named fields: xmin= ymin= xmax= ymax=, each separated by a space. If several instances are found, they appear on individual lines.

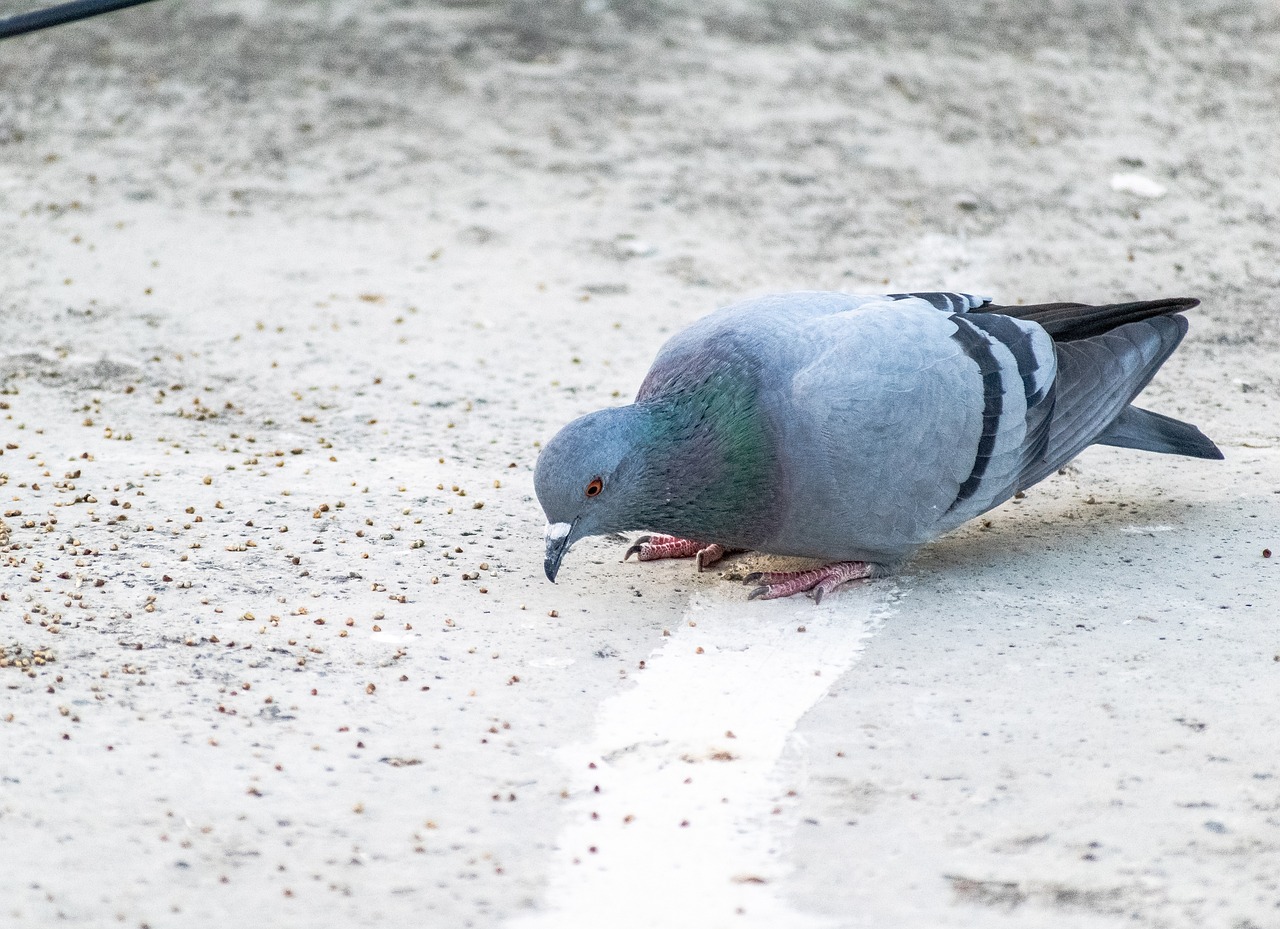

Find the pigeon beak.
xmin=543 ymin=521 xmax=574 ymax=583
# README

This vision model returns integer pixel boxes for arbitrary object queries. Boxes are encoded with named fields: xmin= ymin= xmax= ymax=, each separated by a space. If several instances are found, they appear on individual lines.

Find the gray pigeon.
xmin=535 ymin=292 xmax=1222 ymax=600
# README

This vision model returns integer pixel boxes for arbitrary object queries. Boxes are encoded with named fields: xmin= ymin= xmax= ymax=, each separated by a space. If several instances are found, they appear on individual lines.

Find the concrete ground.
xmin=1 ymin=2 xmax=1277 ymax=927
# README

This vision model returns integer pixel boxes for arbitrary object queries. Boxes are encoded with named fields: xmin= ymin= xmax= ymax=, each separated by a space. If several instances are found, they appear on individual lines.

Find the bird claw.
xmin=695 ymin=544 xmax=727 ymax=572
xmin=623 ymin=535 xmax=653 ymax=561
xmin=740 ymin=561 xmax=878 ymax=601
xmin=625 ymin=535 xmax=734 ymax=570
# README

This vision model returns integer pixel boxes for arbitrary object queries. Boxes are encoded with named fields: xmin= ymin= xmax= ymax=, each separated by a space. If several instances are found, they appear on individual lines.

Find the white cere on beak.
xmin=545 ymin=522 xmax=572 ymax=541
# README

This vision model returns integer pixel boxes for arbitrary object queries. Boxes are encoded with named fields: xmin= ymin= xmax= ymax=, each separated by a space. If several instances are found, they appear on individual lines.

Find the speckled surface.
xmin=1 ymin=2 xmax=1278 ymax=927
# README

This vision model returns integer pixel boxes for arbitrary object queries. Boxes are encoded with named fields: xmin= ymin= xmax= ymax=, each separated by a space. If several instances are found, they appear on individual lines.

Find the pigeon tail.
xmin=1095 ymin=405 xmax=1224 ymax=459
xmin=1017 ymin=314 xmax=1190 ymax=489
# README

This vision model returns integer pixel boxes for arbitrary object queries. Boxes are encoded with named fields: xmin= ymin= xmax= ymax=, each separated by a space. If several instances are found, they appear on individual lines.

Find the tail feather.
xmin=1095 ymin=405 xmax=1224 ymax=459
xmin=982 ymin=297 xmax=1200 ymax=341
xmin=1017 ymin=314 xmax=1191 ymax=489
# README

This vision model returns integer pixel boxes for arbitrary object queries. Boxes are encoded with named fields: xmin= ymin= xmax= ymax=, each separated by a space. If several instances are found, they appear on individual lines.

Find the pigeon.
xmin=535 ymin=291 xmax=1222 ymax=601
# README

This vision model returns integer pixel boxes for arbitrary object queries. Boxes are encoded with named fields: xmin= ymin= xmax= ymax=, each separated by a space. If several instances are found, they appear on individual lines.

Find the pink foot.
xmin=625 ymin=534 xmax=735 ymax=572
xmin=744 ymin=561 xmax=879 ymax=603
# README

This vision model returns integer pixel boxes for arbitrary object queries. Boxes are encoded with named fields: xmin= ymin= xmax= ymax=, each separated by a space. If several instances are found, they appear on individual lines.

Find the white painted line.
xmin=510 ymin=584 xmax=894 ymax=928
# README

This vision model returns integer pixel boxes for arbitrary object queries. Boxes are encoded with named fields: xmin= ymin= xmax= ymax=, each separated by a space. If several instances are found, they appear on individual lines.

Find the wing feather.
xmin=941 ymin=313 xmax=1057 ymax=525
xmin=1016 ymin=315 xmax=1189 ymax=489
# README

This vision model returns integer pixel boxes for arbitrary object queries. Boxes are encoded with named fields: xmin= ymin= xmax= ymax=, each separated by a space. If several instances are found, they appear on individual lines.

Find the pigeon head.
xmin=535 ymin=406 xmax=648 ymax=582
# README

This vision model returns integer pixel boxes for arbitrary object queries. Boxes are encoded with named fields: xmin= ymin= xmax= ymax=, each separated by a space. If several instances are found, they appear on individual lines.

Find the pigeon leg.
xmin=625 ymin=535 xmax=737 ymax=572
xmin=744 ymin=561 xmax=879 ymax=603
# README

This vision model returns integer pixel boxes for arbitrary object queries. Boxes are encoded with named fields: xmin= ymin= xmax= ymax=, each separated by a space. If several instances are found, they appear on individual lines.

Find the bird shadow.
xmin=701 ymin=493 xmax=1243 ymax=592
xmin=606 ymin=491 xmax=1253 ymax=600
xmin=906 ymin=493 xmax=1238 ymax=579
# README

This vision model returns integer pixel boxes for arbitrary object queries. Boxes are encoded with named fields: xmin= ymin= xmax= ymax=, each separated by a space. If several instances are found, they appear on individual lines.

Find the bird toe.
xmin=623 ymin=536 xmax=652 ymax=561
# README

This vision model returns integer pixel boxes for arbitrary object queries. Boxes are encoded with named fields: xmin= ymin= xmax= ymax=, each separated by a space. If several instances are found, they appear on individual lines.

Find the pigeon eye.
xmin=585 ymin=477 xmax=604 ymax=498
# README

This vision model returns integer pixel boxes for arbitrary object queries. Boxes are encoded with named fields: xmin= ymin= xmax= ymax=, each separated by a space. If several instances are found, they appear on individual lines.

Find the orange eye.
xmin=585 ymin=477 xmax=603 ymax=498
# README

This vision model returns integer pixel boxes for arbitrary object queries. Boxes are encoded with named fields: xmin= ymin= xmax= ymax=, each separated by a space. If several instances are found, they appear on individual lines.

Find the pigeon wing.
xmin=769 ymin=301 xmax=1055 ymax=558
xmin=930 ymin=310 xmax=1059 ymax=528
xmin=1016 ymin=313 xmax=1197 ymax=489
